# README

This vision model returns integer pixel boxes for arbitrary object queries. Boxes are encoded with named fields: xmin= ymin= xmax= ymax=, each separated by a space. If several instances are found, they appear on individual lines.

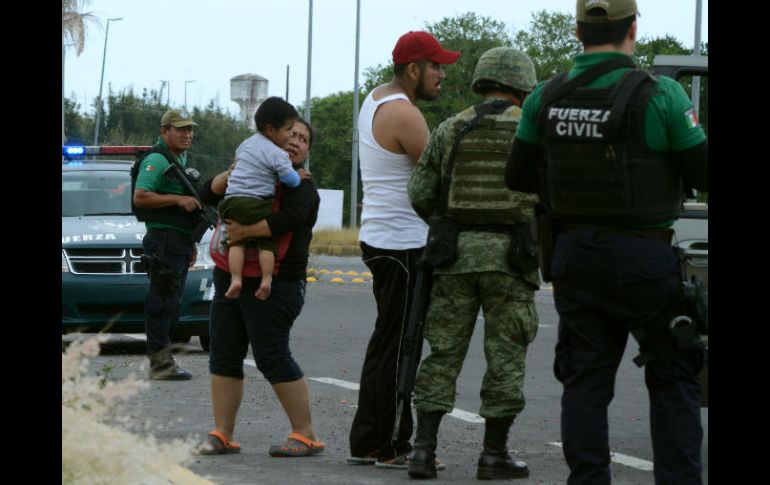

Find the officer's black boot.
xmin=476 ymin=416 xmax=529 ymax=480
xmin=408 ymin=411 xmax=444 ymax=479
xmin=149 ymin=346 xmax=192 ymax=381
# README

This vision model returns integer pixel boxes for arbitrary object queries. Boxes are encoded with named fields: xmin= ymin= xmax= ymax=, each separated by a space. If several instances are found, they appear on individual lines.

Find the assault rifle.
xmin=163 ymin=162 xmax=219 ymax=242
xmin=392 ymin=256 xmax=434 ymax=441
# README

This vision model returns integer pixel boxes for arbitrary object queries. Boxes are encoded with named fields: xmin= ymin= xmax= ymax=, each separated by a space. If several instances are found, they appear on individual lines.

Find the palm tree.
xmin=62 ymin=0 xmax=97 ymax=145
xmin=62 ymin=0 xmax=96 ymax=56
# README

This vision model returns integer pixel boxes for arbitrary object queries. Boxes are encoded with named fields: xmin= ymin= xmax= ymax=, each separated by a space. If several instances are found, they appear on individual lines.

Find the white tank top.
xmin=358 ymin=90 xmax=428 ymax=249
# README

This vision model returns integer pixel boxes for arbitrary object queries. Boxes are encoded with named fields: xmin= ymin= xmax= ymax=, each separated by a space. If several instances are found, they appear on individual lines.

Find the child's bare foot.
xmin=255 ymin=280 xmax=271 ymax=300
xmin=225 ymin=281 xmax=242 ymax=299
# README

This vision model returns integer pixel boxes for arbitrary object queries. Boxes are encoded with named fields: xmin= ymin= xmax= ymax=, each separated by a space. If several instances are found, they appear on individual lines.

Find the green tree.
xmin=188 ymin=102 xmax=253 ymax=182
xmin=98 ymin=91 xmax=250 ymax=182
xmin=300 ymin=92 xmax=357 ymax=223
xmin=512 ymin=10 xmax=582 ymax=81
xmin=64 ymin=96 xmax=94 ymax=145
xmin=634 ymin=35 xmax=690 ymax=69
xmin=103 ymin=89 xmax=167 ymax=146
xmin=363 ymin=12 xmax=514 ymax=130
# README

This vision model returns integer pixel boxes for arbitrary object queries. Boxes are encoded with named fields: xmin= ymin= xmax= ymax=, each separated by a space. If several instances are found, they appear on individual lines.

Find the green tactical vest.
xmin=446 ymin=110 xmax=522 ymax=225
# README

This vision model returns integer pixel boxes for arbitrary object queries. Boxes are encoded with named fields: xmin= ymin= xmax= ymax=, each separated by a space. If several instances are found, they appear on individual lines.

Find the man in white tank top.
xmin=348 ymin=31 xmax=460 ymax=469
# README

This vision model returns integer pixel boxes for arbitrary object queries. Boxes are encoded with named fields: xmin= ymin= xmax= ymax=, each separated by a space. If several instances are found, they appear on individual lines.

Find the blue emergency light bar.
xmin=62 ymin=145 xmax=153 ymax=160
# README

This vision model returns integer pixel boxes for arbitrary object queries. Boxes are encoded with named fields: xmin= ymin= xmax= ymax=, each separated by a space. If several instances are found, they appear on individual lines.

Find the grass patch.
xmin=310 ymin=227 xmax=361 ymax=256
xmin=62 ymin=335 xmax=198 ymax=483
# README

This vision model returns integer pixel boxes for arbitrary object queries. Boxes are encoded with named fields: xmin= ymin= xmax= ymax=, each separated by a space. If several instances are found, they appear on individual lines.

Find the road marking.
xmin=307 ymin=377 xmax=484 ymax=423
xmin=548 ymin=442 xmax=653 ymax=472
xmin=123 ymin=333 xmax=147 ymax=341
xmin=309 ymin=377 xmax=360 ymax=391
xmin=447 ymin=408 xmax=484 ymax=423
xmin=242 ymin=373 xmax=651 ymax=471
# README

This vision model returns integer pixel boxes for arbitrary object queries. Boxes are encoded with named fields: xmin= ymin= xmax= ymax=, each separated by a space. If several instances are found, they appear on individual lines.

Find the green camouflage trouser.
xmin=414 ymin=272 xmax=538 ymax=418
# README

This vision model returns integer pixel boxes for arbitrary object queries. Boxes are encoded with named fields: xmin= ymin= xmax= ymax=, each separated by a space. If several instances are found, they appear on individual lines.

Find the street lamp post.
xmin=93 ymin=17 xmax=123 ymax=146
xmin=350 ymin=0 xmax=361 ymax=227
xmin=185 ymin=80 xmax=196 ymax=108
xmin=304 ymin=0 xmax=313 ymax=170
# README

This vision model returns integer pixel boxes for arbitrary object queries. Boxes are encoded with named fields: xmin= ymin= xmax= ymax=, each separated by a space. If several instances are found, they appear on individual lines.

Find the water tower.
xmin=230 ymin=74 xmax=268 ymax=130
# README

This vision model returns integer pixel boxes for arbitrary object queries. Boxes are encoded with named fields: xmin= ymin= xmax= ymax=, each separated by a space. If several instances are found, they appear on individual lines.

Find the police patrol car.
xmin=62 ymin=146 xmax=213 ymax=350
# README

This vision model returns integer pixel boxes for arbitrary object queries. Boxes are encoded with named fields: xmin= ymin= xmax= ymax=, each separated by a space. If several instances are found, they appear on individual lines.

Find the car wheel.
xmin=199 ymin=335 xmax=210 ymax=351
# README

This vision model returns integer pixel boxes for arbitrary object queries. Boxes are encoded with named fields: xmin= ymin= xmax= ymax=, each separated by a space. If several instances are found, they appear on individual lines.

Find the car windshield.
xmin=62 ymin=170 xmax=132 ymax=217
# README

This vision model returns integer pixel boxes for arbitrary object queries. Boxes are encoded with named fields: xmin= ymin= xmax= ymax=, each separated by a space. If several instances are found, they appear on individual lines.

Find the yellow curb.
xmin=307 ymin=268 xmax=317 ymax=274
xmin=330 ymin=277 xmax=345 ymax=283
xmin=361 ymin=272 xmax=373 ymax=277
xmin=346 ymin=271 xmax=359 ymax=276
xmin=332 ymin=270 xmax=344 ymax=275
xmin=306 ymin=276 xmax=317 ymax=283
xmin=352 ymin=278 xmax=365 ymax=283
xmin=318 ymin=269 xmax=331 ymax=274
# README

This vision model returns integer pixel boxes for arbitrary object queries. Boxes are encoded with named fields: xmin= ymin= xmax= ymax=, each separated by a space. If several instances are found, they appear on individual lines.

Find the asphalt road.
xmin=66 ymin=255 xmax=709 ymax=484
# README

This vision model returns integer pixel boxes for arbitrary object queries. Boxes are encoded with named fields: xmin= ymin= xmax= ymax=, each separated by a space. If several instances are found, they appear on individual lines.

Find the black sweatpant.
xmin=349 ymin=241 xmax=423 ymax=460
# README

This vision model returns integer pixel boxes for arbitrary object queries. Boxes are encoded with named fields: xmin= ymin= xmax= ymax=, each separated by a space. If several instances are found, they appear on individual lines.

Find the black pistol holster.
xmin=631 ymin=274 xmax=708 ymax=367
xmin=142 ymin=247 xmax=183 ymax=299
xmin=669 ymin=274 xmax=708 ymax=348
xmin=424 ymin=215 xmax=459 ymax=269
xmin=507 ymin=221 xmax=539 ymax=274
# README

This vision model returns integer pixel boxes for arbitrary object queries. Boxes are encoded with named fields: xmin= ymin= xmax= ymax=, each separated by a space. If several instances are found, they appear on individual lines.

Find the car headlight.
xmin=62 ymin=251 xmax=70 ymax=273
xmin=190 ymin=241 xmax=214 ymax=271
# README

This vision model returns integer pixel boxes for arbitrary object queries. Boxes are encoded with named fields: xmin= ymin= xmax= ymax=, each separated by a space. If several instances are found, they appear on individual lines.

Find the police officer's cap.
xmin=161 ymin=109 xmax=199 ymax=128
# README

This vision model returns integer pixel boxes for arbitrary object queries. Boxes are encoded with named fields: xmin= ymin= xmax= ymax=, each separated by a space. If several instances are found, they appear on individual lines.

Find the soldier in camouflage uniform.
xmin=405 ymin=47 xmax=539 ymax=480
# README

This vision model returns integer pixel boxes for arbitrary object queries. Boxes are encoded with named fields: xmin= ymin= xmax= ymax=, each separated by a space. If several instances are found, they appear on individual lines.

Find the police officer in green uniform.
xmin=133 ymin=108 xmax=202 ymax=380
xmin=506 ymin=1 xmax=708 ymax=483
xmin=406 ymin=47 xmax=539 ymax=480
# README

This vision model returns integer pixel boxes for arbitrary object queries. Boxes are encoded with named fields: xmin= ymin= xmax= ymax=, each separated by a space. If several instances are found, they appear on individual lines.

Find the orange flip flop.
xmin=198 ymin=430 xmax=241 ymax=455
xmin=269 ymin=432 xmax=325 ymax=457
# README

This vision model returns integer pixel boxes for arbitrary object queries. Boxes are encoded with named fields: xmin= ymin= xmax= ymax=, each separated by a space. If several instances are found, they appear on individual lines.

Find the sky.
xmin=64 ymin=0 xmax=708 ymax=118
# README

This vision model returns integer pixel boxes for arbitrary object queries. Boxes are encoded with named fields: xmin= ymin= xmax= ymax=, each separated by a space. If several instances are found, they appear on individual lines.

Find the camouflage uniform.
xmin=407 ymin=98 xmax=539 ymax=418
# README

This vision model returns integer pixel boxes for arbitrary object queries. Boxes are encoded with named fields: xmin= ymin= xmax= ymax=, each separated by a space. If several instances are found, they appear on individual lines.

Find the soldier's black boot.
xmin=476 ymin=416 xmax=529 ymax=480
xmin=408 ymin=411 xmax=444 ymax=479
xmin=149 ymin=347 xmax=192 ymax=381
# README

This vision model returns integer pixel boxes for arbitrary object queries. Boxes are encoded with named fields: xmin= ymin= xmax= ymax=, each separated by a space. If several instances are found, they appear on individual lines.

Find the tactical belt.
xmin=560 ymin=223 xmax=673 ymax=244
xmin=459 ymin=223 xmax=518 ymax=234
xmin=146 ymin=227 xmax=194 ymax=245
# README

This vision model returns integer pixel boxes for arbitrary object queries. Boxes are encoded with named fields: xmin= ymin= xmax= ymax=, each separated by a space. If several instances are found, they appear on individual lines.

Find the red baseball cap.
xmin=392 ymin=31 xmax=461 ymax=65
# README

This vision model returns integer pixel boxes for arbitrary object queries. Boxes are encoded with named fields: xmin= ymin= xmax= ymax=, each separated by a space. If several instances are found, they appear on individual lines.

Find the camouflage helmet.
xmin=471 ymin=47 xmax=537 ymax=94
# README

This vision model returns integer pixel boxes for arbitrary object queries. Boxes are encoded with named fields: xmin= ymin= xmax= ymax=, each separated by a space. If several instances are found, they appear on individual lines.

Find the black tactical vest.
xmin=537 ymin=59 xmax=682 ymax=224
xmin=130 ymin=145 xmax=200 ymax=230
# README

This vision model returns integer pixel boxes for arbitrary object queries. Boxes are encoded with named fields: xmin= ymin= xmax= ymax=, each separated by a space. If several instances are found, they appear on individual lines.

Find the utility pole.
xmin=93 ymin=17 xmax=123 ymax=146
xmin=304 ymin=0 xmax=313 ymax=170
xmin=350 ymin=0 xmax=361 ymax=227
